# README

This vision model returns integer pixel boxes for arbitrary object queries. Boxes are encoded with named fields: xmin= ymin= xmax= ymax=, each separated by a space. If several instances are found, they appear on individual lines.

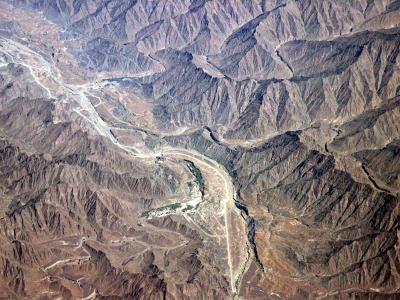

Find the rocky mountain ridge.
xmin=0 ymin=0 xmax=399 ymax=299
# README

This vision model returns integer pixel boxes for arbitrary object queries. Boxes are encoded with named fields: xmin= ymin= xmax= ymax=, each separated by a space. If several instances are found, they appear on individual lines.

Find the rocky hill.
xmin=0 ymin=0 xmax=399 ymax=299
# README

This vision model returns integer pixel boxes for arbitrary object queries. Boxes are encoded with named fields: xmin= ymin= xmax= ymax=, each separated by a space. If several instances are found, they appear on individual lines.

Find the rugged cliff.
xmin=0 ymin=0 xmax=399 ymax=299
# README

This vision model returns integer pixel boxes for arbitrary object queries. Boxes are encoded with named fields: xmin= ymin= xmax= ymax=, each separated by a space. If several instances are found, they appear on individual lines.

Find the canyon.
xmin=0 ymin=0 xmax=399 ymax=299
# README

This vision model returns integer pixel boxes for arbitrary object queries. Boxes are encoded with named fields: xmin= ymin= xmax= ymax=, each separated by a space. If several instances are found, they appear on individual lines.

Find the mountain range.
xmin=0 ymin=0 xmax=399 ymax=299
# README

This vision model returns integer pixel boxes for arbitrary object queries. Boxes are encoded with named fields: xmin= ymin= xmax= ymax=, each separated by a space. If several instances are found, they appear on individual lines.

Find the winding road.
xmin=162 ymin=147 xmax=238 ymax=293
xmin=0 ymin=36 xmax=247 ymax=297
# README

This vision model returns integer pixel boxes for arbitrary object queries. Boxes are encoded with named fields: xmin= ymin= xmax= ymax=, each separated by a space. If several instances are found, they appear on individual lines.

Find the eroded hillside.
xmin=0 ymin=1 xmax=399 ymax=299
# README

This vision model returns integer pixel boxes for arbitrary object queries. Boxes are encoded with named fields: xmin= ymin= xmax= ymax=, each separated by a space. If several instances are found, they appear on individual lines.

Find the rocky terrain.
xmin=0 ymin=0 xmax=399 ymax=299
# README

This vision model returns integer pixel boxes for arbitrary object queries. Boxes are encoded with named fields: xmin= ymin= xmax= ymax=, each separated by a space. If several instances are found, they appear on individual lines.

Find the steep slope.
xmin=0 ymin=1 xmax=399 ymax=299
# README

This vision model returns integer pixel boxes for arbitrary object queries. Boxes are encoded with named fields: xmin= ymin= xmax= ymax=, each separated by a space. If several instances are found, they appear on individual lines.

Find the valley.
xmin=0 ymin=1 xmax=399 ymax=299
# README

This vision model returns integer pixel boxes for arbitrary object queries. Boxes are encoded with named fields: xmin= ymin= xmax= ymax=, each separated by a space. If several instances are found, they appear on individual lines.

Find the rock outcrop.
xmin=0 ymin=1 xmax=399 ymax=299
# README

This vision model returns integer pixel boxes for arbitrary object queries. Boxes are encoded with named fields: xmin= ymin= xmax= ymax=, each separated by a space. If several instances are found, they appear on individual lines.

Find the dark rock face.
xmin=0 ymin=0 xmax=399 ymax=299
xmin=5 ymin=0 xmax=400 ymax=137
